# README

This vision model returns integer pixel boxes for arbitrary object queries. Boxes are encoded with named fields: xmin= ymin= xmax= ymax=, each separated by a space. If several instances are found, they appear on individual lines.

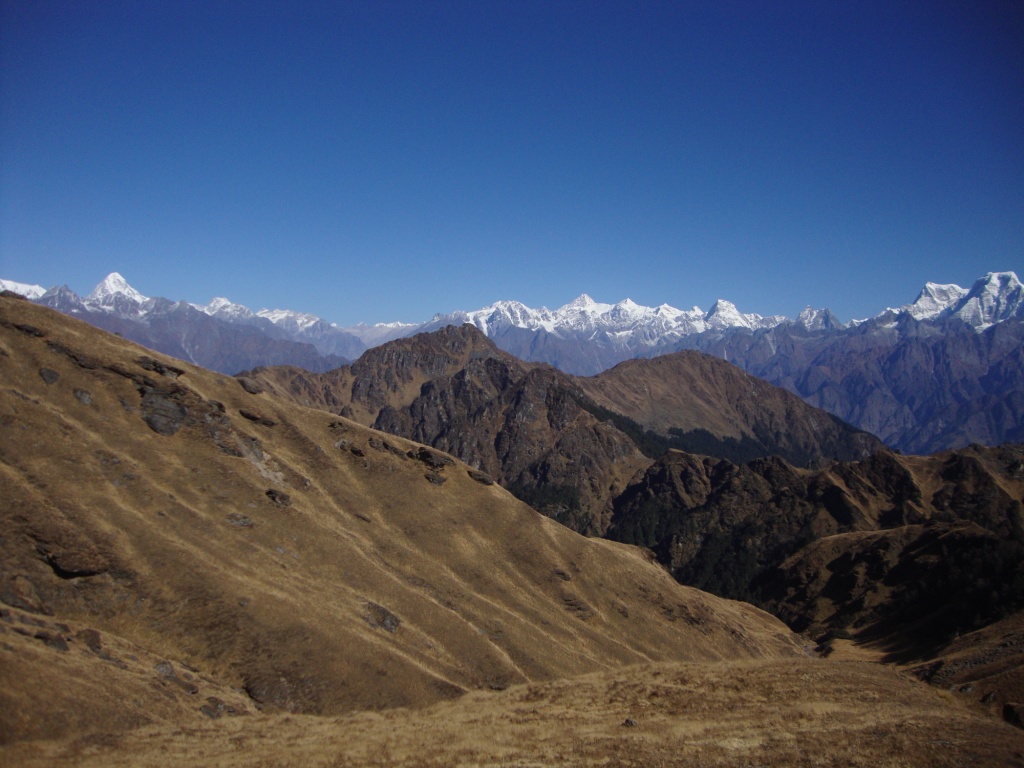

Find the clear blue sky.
xmin=2 ymin=1 xmax=1021 ymax=325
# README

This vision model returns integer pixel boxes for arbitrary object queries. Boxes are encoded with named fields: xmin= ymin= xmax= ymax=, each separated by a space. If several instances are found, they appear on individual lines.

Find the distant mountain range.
xmin=3 ymin=270 xmax=1022 ymax=453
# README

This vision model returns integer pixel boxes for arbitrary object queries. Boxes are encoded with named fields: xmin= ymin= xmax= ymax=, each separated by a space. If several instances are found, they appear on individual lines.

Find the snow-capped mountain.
xmin=200 ymin=296 xmax=258 ymax=323
xmin=6 ymin=268 xmax=1023 ymax=453
xmin=0 ymin=279 xmax=47 ymax=299
xmin=896 ymin=271 xmax=1022 ymax=329
xmin=419 ymin=293 xmax=783 ymax=347
xmin=85 ymin=271 xmax=148 ymax=317
xmin=949 ymin=271 xmax=1023 ymax=330
xmin=901 ymin=282 xmax=970 ymax=320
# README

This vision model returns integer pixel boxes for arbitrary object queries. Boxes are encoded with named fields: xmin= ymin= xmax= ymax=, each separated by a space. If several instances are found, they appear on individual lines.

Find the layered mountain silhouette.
xmin=5 ymin=270 xmax=1022 ymax=455
xmin=28 ymin=275 xmax=352 ymax=374
xmin=244 ymin=324 xmax=882 ymax=534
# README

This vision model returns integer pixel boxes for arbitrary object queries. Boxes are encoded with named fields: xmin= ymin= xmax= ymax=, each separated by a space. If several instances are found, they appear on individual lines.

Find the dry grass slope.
xmin=5 ymin=658 xmax=1024 ymax=767
xmin=0 ymin=295 xmax=800 ymax=745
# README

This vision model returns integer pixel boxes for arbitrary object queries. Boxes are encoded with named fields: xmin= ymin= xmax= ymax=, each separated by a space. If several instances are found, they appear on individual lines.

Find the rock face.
xmin=247 ymin=325 xmax=882 ymax=534
xmin=606 ymin=444 xmax=1024 ymax=652
xmin=0 ymin=294 xmax=802 ymax=743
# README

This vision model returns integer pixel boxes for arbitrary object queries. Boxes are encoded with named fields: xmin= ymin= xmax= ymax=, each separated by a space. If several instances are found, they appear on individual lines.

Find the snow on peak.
xmin=902 ymin=281 xmax=968 ymax=320
xmin=565 ymin=293 xmax=598 ymax=309
xmin=796 ymin=306 xmax=844 ymax=331
xmin=896 ymin=271 xmax=1022 ymax=330
xmin=257 ymin=307 xmax=327 ymax=333
xmin=0 ymin=279 xmax=47 ymax=299
xmin=705 ymin=299 xmax=750 ymax=329
xmin=202 ymin=297 xmax=255 ymax=320
xmin=952 ymin=271 xmax=1023 ymax=330
xmin=87 ymin=272 xmax=146 ymax=303
xmin=85 ymin=272 xmax=147 ymax=313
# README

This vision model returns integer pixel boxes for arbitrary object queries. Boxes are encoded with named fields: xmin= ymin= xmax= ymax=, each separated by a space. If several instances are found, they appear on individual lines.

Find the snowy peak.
xmin=202 ymin=296 xmax=256 ymax=321
xmin=897 ymin=271 xmax=1023 ymax=329
xmin=952 ymin=271 xmax=1023 ymax=329
xmin=705 ymin=300 xmax=788 ymax=332
xmin=565 ymin=294 xmax=599 ymax=310
xmin=903 ymin=282 xmax=969 ymax=320
xmin=257 ymin=308 xmax=333 ymax=334
xmin=796 ymin=306 xmax=845 ymax=332
xmin=87 ymin=272 xmax=147 ymax=304
xmin=0 ymin=279 xmax=46 ymax=299
xmin=85 ymin=272 xmax=148 ymax=315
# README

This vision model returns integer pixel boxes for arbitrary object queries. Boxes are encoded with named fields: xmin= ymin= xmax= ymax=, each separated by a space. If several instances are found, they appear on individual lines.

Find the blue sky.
xmin=1 ymin=1 xmax=1021 ymax=325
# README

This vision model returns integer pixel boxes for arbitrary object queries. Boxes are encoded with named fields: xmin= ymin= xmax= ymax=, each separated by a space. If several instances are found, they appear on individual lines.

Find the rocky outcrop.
xmin=607 ymin=443 xmax=1024 ymax=651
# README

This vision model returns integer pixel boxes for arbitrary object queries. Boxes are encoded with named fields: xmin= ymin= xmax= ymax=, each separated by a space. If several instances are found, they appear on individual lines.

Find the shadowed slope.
xmin=0 ymin=295 xmax=801 ymax=744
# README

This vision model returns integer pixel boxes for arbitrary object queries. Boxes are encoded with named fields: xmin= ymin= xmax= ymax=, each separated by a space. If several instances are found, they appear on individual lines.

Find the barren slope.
xmin=578 ymin=349 xmax=884 ymax=466
xmin=6 ymin=658 xmax=1023 ymax=768
xmin=0 ymin=294 xmax=801 ymax=744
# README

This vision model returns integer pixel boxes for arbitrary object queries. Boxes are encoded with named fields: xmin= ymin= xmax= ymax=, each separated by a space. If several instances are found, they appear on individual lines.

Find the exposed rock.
xmin=75 ymin=628 xmax=103 ymax=652
xmin=73 ymin=389 xmax=92 ymax=405
xmin=364 ymin=601 xmax=401 ymax=633
xmin=409 ymin=447 xmax=455 ymax=469
xmin=139 ymin=387 xmax=188 ymax=436
xmin=137 ymin=355 xmax=185 ymax=378
xmin=265 ymin=489 xmax=292 ymax=506
xmin=34 ymin=631 xmax=69 ymax=652
xmin=237 ymin=376 xmax=264 ymax=395
xmin=239 ymin=409 xmax=276 ymax=427
xmin=467 ymin=469 xmax=495 ymax=485
xmin=38 ymin=367 xmax=59 ymax=384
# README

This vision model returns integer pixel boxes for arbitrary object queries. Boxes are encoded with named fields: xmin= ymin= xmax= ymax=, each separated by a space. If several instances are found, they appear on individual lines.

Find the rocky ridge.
xmin=246 ymin=324 xmax=883 ymax=534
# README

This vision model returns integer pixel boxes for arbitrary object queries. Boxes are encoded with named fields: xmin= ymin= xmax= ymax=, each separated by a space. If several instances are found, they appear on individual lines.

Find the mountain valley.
xmin=2 ymin=289 xmax=1024 ymax=765
xmin=243 ymin=324 xmax=881 ymax=534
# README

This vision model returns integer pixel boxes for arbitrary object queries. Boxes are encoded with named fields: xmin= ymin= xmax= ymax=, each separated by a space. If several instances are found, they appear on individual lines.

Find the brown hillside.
xmin=579 ymin=349 xmax=884 ymax=465
xmin=607 ymin=443 xmax=1024 ymax=710
xmin=0 ymin=295 xmax=802 ymax=745
xmin=6 ymin=657 xmax=1024 ymax=768
xmin=246 ymin=324 xmax=883 ymax=534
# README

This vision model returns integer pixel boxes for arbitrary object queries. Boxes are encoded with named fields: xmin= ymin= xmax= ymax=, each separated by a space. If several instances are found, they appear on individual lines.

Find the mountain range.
xmin=3 ymin=270 xmax=1023 ymax=455
xmin=3 ymin=292 xmax=1024 ymax=765
xmin=242 ymin=324 xmax=882 ymax=534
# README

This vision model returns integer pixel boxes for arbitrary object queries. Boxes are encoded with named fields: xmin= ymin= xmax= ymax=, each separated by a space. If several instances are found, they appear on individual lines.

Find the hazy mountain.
xmin=677 ymin=275 xmax=1024 ymax=454
xmin=30 ymin=274 xmax=348 ymax=375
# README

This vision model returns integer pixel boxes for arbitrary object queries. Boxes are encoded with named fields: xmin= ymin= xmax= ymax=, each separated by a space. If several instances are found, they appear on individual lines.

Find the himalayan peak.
xmin=6 ymin=269 xmax=1022 ymax=348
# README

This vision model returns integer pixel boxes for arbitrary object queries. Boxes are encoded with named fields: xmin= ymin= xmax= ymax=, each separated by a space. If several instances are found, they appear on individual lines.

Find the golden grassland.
xmin=5 ymin=657 xmax=1024 ymax=768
